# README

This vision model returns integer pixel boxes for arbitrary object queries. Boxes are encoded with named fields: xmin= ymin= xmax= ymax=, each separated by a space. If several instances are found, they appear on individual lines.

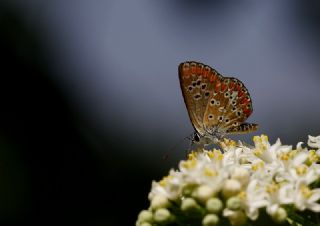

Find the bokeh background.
xmin=0 ymin=0 xmax=320 ymax=225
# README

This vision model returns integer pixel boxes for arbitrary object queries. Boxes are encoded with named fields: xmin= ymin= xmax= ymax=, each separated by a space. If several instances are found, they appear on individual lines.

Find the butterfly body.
xmin=178 ymin=61 xmax=258 ymax=146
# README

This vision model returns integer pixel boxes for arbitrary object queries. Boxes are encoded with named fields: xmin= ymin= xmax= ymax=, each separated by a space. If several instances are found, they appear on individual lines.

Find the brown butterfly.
xmin=178 ymin=61 xmax=258 ymax=145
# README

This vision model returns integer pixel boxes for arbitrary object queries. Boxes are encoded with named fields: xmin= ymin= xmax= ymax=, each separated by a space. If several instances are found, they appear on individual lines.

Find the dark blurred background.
xmin=0 ymin=0 xmax=320 ymax=225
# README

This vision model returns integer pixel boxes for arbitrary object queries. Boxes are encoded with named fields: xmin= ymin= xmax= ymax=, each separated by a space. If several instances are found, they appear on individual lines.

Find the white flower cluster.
xmin=136 ymin=135 xmax=320 ymax=226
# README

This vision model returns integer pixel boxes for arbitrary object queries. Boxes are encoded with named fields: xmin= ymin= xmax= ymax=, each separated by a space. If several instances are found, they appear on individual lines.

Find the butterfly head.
xmin=192 ymin=129 xmax=225 ymax=146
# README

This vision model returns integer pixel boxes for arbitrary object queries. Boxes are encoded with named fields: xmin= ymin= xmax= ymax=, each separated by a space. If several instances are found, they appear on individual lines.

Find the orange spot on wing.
xmin=191 ymin=65 xmax=196 ymax=74
xmin=203 ymin=69 xmax=210 ymax=78
xmin=229 ymin=82 xmax=235 ymax=89
xmin=215 ymin=81 xmax=221 ymax=92
xmin=196 ymin=65 xmax=203 ymax=74
xmin=180 ymin=67 xmax=190 ymax=77
xmin=238 ymin=90 xmax=244 ymax=97
xmin=243 ymin=108 xmax=252 ymax=117
xmin=241 ymin=98 xmax=250 ymax=105
xmin=202 ymin=68 xmax=212 ymax=78
xmin=210 ymin=73 xmax=217 ymax=82
xmin=221 ymin=83 xmax=227 ymax=92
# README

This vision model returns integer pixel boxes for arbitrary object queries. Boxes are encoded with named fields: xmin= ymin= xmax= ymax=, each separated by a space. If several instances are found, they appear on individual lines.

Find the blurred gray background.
xmin=1 ymin=0 xmax=320 ymax=225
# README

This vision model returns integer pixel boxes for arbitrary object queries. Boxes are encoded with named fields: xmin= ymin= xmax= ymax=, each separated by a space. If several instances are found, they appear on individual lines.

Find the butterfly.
xmin=178 ymin=61 xmax=258 ymax=145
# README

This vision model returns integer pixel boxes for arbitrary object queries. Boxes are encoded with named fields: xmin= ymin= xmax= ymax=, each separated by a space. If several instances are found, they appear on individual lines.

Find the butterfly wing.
xmin=179 ymin=61 xmax=258 ymax=137
xmin=226 ymin=122 xmax=258 ymax=134
xmin=220 ymin=77 xmax=258 ymax=134
xmin=203 ymin=75 xmax=258 ymax=134
xmin=178 ymin=61 xmax=222 ymax=136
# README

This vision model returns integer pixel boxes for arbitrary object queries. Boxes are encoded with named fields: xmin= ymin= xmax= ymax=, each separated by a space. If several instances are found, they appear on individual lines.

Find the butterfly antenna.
xmin=185 ymin=133 xmax=195 ymax=158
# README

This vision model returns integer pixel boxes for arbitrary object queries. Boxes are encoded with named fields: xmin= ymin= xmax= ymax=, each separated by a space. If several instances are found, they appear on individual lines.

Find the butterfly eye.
xmin=232 ymin=107 xmax=237 ymax=112
xmin=208 ymin=114 xmax=214 ymax=120
xmin=225 ymin=118 xmax=230 ymax=123
xmin=232 ymin=100 xmax=237 ymax=106
xmin=187 ymin=86 xmax=193 ymax=92
xmin=196 ymin=80 xmax=201 ymax=86
xmin=194 ymin=133 xmax=200 ymax=142
xmin=210 ymin=99 xmax=216 ymax=106
xmin=192 ymin=81 xmax=197 ymax=87
xmin=204 ymin=91 xmax=210 ymax=98
xmin=233 ymin=122 xmax=239 ymax=126
xmin=237 ymin=111 xmax=242 ymax=117
xmin=201 ymin=84 xmax=207 ymax=90
xmin=216 ymin=101 xmax=220 ymax=106
xmin=218 ymin=116 xmax=224 ymax=122
xmin=224 ymin=92 xmax=230 ymax=98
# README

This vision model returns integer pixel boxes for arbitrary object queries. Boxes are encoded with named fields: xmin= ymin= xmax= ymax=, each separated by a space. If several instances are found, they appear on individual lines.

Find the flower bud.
xmin=137 ymin=210 xmax=153 ymax=223
xmin=226 ymin=210 xmax=246 ymax=226
xmin=202 ymin=214 xmax=219 ymax=226
xmin=226 ymin=197 xmax=242 ymax=210
xmin=139 ymin=222 xmax=152 ymax=226
xmin=206 ymin=198 xmax=223 ymax=214
xmin=194 ymin=185 xmax=215 ymax=203
xmin=154 ymin=208 xmax=171 ymax=223
xmin=270 ymin=207 xmax=287 ymax=223
xmin=151 ymin=195 xmax=170 ymax=210
xmin=181 ymin=197 xmax=200 ymax=212
xmin=231 ymin=167 xmax=249 ymax=187
xmin=222 ymin=179 xmax=242 ymax=198
xmin=182 ymin=184 xmax=197 ymax=197
xmin=239 ymin=157 xmax=249 ymax=164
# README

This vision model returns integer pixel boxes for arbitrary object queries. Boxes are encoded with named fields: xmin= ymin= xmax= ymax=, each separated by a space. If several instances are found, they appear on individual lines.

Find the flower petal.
xmin=308 ymin=135 xmax=320 ymax=149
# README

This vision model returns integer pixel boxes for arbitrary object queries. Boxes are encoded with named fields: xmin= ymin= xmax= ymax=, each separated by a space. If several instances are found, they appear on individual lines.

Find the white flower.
xmin=243 ymin=180 xmax=269 ymax=220
xmin=140 ymin=134 xmax=320 ymax=226
xmin=278 ymin=152 xmax=319 ymax=186
xmin=252 ymin=135 xmax=277 ymax=163
xmin=148 ymin=170 xmax=182 ymax=201
xmin=148 ymin=181 xmax=168 ymax=200
xmin=280 ymin=179 xmax=320 ymax=212
xmin=179 ymin=150 xmax=227 ymax=192
xmin=308 ymin=135 xmax=320 ymax=149
xmin=231 ymin=167 xmax=250 ymax=187
xmin=264 ymin=182 xmax=283 ymax=216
